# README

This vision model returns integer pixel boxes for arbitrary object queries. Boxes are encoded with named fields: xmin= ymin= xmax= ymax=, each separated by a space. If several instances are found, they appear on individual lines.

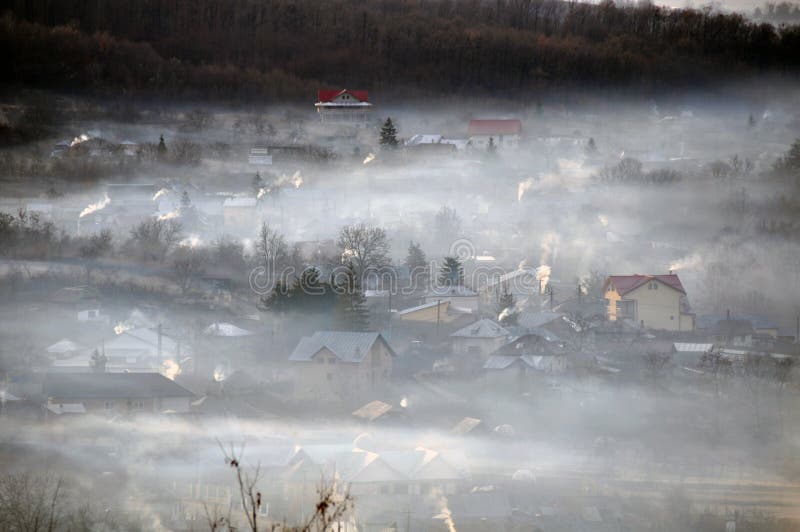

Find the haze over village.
xmin=2 ymin=1 xmax=800 ymax=531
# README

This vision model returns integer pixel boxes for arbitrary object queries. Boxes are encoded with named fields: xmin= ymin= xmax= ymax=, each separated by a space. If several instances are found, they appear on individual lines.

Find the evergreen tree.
xmin=405 ymin=241 xmax=428 ymax=290
xmin=536 ymin=100 xmax=544 ymax=116
xmin=157 ymin=134 xmax=167 ymax=159
xmin=487 ymin=136 xmax=497 ymax=154
xmin=438 ymin=256 xmax=464 ymax=287
xmin=180 ymin=190 xmax=191 ymax=208
xmin=90 ymin=348 xmax=107 ymax=373
xmin=334 ymin=262 xmax=370 ymax=331
xmin=747 ymin=113 xmax=756 ymax=129
xmin=586 ymin=137 xmax=598 ymax=155
xmin=497 ymin=287 xmax=518 ymax=326
xmin=379 ymin=117 xmax=399 ymax=148
xmin=252 ymin=170 xmax=264 ymax=196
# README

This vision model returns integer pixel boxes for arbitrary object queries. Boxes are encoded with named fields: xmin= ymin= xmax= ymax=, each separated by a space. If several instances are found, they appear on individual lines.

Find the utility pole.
xmin=157 ymin=322 xmax=163 ymax=372
xmin=550 ymin=285 xmax=554 ymax=310
xmin=436 ymin=299 xmax=441 ymax=338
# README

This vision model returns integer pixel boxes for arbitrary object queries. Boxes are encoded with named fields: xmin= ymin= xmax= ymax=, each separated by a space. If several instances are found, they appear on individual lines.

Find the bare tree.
xmin=124 ymin=219 xmax=182 ymax=262
xmin=337 ymin=223 xmax=390 ymax=277
xmin=0 ymin=473 xmax=63 ymax=532
xmin=255 ymin=222 xmax=289 ymax=285
xmin=217 ymin=441 xmax=353 ymax=532
xmin=172 ymin=246 xmax=206 ymax=294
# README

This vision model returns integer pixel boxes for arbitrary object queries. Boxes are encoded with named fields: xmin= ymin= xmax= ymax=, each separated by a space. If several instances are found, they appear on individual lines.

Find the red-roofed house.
xmin=468 ymin=119 xmax=522 ymax=150
xmin=315 ymin=89 xmax=372 ymax=127
xmin=603 ymin=274 xmax=694 ymax=331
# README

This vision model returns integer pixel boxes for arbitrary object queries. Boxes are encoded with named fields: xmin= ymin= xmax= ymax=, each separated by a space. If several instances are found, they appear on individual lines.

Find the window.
xmin=670 ymin=315 xmax=674 ymax=320
xmin=326 ymin=373 xmax=333 ymax=381
xmin=468 ymin=345 xmax=481 ymax=354
xmin=104 ymin=401 xmax=114 ymax=411
xmin=327 ymin=357 xmax=337 ymax=364
xmin=88 ymin=310 xmax=97 ymax=318
xmin=131 ymin=400 xmax=144 ymax=411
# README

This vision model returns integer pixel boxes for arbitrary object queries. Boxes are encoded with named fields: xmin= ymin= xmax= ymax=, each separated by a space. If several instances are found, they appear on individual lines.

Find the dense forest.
xmin=1 ymin=0 xmax=799 ymax=100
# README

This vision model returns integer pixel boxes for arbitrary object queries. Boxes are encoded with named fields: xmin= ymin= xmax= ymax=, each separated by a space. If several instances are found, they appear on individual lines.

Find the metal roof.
xmin=289 ymin=331 xmax=394 ymax=363
xmin=673 ymin=342 xmax=713 ymax=352
xmin=450 ymin=319 xmax=509 ymax=338
xmin=44 ymin=373 xmax=194 ymax=399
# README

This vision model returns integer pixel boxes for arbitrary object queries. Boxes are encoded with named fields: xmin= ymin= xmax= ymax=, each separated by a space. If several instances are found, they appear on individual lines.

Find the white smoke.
xmin=79 ymin=194 xmax=110 ymax=218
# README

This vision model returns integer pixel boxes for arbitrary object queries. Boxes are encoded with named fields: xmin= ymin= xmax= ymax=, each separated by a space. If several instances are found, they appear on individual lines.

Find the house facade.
xmin=43 ymin=372 xmax=194 ymax=416
xmin=289 ymin=331 xmax=395 ymax=402
xmin=603 ymin=274 xmax=694 ymax=331
xmin=450 ymin=319 xmax=509 ymax=362
xmin=467 ymin=119 xmax=522 ymax=150
xmin=315 ymin=89 xmax=372 ymax=127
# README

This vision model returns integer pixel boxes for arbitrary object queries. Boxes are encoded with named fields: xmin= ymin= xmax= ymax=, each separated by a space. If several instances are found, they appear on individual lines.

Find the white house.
xmin=315 ymin=89 xmax=372 ymax=127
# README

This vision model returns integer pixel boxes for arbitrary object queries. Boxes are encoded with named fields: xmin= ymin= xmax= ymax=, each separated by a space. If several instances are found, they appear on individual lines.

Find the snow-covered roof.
xmin=203 ymin=322 xmax=254 ymax=337
xmin=451 ymin=319 xmax=509 ymax=339
xmin=223 ymin=197 xmax=257 ymax=208
xmin=46 ymin=339 xmax=80 ymax=353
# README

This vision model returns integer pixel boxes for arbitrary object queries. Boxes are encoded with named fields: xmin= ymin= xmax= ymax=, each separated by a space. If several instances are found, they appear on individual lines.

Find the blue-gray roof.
xmin=289 ymin=331 xmax=394 ymax=363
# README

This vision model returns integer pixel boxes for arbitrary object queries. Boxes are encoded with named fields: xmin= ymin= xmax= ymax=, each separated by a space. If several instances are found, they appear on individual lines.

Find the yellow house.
xmin=603 ymin=274 xmax=694 ymax=331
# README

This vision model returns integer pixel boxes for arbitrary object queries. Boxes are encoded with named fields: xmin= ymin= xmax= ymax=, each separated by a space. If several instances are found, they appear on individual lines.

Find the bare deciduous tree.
xmin=337 ymin=223 xmax=390 ymax=277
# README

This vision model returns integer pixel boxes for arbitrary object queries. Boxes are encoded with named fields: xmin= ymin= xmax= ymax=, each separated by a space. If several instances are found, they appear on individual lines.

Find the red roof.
xmin=317 ymin=89 xmax=369 ymax=103
xmin=468 ymin=119 xmax=522 ymax=136
xmin=606 ymin=274 xmax=686 ymax=296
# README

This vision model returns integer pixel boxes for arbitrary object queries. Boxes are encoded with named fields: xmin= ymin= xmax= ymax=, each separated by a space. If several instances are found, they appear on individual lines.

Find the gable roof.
xmin=451 ymin=319 xmax=509 ymax=339
xmin=203 ymin=322 xmax=254 ymax=337
xmin=43 ymin=373 xmax=194 ymax=399
xmin=468 ymin=119 xmax=522 ymax=136
xmin=317 ymin=89 xmax=369 ymax=103
xmin=605 ymin=274 xmax=686 ymax=296
xmin=289 ymin=331 xmax=395 ymax=363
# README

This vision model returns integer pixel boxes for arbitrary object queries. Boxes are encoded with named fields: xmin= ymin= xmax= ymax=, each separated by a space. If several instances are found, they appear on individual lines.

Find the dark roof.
xmin=605 ymin=274 xmax=686 ymax=296
xmin=44 ymin=373 xmax=194 ymax=399
xmin=491 ymin=333 xmax=565 ymax=356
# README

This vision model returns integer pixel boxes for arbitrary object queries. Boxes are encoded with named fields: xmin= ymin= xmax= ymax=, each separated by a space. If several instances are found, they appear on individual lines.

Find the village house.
xmin=222 ymin=196 xmax=258 ymax=233
xmin=424 ymin=285 xmax=479 ymax=313
xmin=288 ymin=331 xmax=395 ymax=402
xmin=450 ymin=319 xmax=510 ymax=363
xmin=43 ymin=372 xmax=194 ymax=417
xmin=603 ymin=274 xmax=695 ymax=331
xmin=315 ymin=89 xmax=372 ymax=127
xmin=467 ymin=119 xmax=522 ymax=150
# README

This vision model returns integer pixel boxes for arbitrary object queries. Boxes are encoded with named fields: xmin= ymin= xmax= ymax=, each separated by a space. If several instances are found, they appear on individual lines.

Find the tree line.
xmin=1 ymin=0 xmax=799 ymax=100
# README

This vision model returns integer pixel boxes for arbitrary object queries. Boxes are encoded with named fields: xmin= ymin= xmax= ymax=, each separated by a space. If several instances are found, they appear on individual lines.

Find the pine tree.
xmin=180 ymin=190 xmax=191 ymax=208
xmin=438 ymin=256 xmax=464 ymax=287
xmin=586 ymin=137 xmax=598 ymax=155
xmin=379 ymin=117 xmax=399 ymax=148
xmin=405 ymin=241 xmax=428 ymax=290
xmin=90 ymin=348 xmax=107 ymax=373
xmin=334 ymin=262 xmax=370 ymax=331
xmin=497 ymin=287 xmax=518 ymax=326
xmin=747 ymin=113 xmax=756 ymax=129
xmin=157 ymin=134 xmax=167 ymax=159
xmin=252 ymin=170 xmax=264 ymax=196
xmin=487 ymin=136 xmax=497 ymax=154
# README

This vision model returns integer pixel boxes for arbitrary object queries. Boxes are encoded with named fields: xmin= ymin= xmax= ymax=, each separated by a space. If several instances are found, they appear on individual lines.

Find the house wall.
xmin=423 ymin=295 xmax=478 ymax=313
xmin=606 ymin=281 xmax=693 ymax=331
xmin=397 ymin=301 xmax=452 ymax=323
xmin=469 ymin=134 xmax=520 ymax=149
xmin=47 ymin=395 xmax=190 ymax=415
xmin=452 ymin=336 xmax=505 ymax=359
xmin=293 ymin=343 xmax=393 ymax=402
